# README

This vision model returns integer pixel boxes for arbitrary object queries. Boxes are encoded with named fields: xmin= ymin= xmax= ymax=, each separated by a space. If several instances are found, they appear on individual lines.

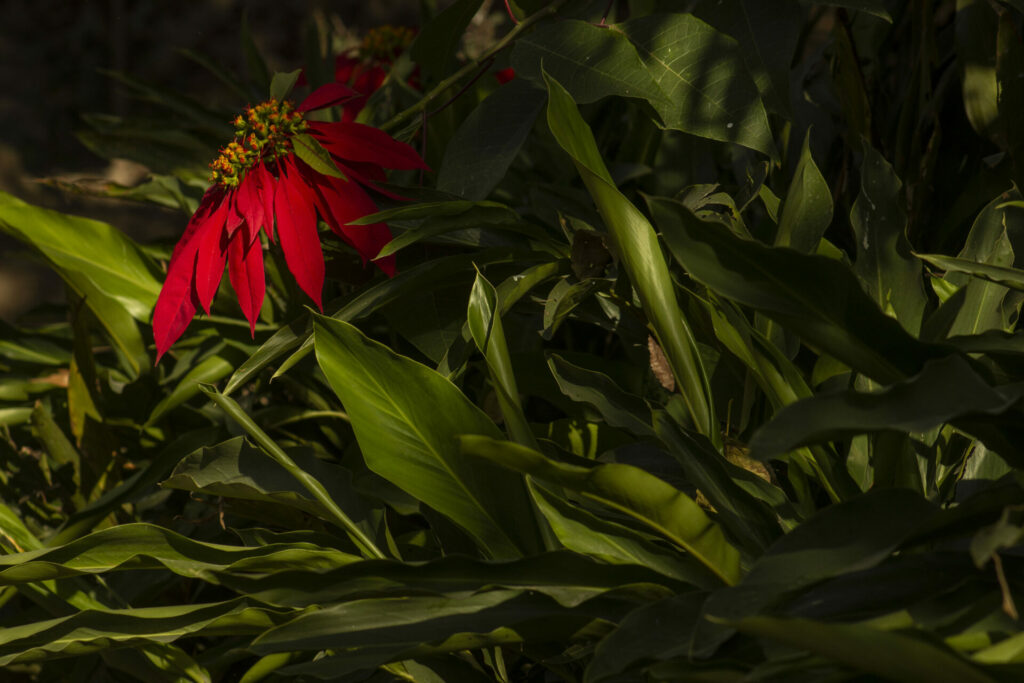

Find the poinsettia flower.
xmin=151 ymin=81 xmax=427 ymax=361
xmin=332 ymin=25 xmax=419 ymax=122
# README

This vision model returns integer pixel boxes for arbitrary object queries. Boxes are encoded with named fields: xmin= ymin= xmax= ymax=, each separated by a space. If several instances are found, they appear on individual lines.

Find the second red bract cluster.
xmin=151 ymin=81 xmax=426 ymax=361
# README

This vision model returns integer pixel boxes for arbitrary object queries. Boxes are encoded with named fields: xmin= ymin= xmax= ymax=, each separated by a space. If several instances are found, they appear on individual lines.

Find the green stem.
xmin=380 ymin=0 xmax=569 ymax=133
xmin=200 ymin=384 xmax=385 ymax=559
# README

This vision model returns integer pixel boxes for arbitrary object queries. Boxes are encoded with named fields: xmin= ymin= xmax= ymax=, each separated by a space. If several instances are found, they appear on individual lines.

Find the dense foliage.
xmin=2 ymin=0 xmax=1024 ymax=680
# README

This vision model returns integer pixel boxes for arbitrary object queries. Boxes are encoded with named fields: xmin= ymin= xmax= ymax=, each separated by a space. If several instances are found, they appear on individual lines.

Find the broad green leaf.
xmin=851 ymin=142 xmax=927 ymax=335
xmin=410 ymin=0 xmax=485 ymax=79
xmin=919 ymin=253 xmax=1024 ymax=293
xmin=615 ymin=13 xmax=776 ymax=159
xmin=528 ymin=480 xmax=717 ymax=588
xmin=162 ymin=436 xmax=376 ymax=539
xmin=224 ymin=248 xmax=545 ymax=395
xmin=146 ymin=348 xmax=239 ymax=425
xmin=928 ymin=191 xmax=1024 ymax=337
xmin=217 ymin=550 xmax=680 ymax=609
xmin=252 ymin=589 xmax=622 ymax=658
xmin=728 ymin=616 xmax=994 ymax=683
xmin=0 ymin=523 xmax=358 ymax=584
xmin=199 ymin=386 xmax=384 ymax=560
xmin=0 ymin=192 xmax=161 ymax=320
xmin=655 ymin=415 xmax=787 ymax=553
xmin=468 ymin=271 xmax=536 ymax=447
xmin=291 ymin=133 xmax=345 ymax=180
xmin=544 ymin=71 xmax=716 ymax=440
xmin=460 ymin=436 xmax=741 ymax=585
xmin=376 ymin=208 xmax=548 ymax=259
xmin=585 ymin=593 xmax=707 ymax=683
xmin=776 ymin=129 xmax=833 ymax=252
xmin=269 ymin=69 xmax=301 ymax=102
xmin=313 ymin=315 xmax=542 ymax=559
xmin=694 ymin=0 xmax=802 ymax=115
xmin=650 ymin=196 xmax=947 ymax=384
xmin=437 ymin=79 xmax=547 ymax=200
xmin=697 ymin=489 xmax=937 ymax=650
xmin=750 ymin=355 xmax=1024 ymax=458
xmin=0 ymin=598 xmax=295 ymax=666
xmin=511 ymin=20 xmax=669 ymax=106
xmin=347 ymin=200 xmax=516 ymax=225
xmin=547 ymin=354 xmax=655 ymax=437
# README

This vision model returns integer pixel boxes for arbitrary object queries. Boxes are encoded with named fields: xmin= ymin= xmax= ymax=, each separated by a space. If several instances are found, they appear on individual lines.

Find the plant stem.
xmin=380 ymin=0 xmax=568 ymax=133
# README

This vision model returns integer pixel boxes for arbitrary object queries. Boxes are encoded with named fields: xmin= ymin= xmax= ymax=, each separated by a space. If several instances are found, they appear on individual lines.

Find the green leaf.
xmin=528 ymin=480 xmax=717 ymax=588
xmin=544 ymin=71 xmax=716 ymax=440
xmin=547 ymin=354 xmax=655 ymax=438
xmin=615 ymin=13 xmax=776 ymax=159
xmin=224 ymin=249 xmax=541 ymax=395
xmin=346 ymin=200 xmax=516 ymax=225
xmin=655 ymin=415 xmax=787 ymax=553
xmin=291 ymin=133 xmax=345 ymax=180
xmin=269 ymin=70 xmax=302 ymax=102
xmin=468 ymin=270 xmax=537 ymax=447
xmin=313 ymin=315 xmax=542 ymax=559
xmin=750 ymin=355 xmax=1024 ymax=458
xmin=918 ymin=253 xmax=1024 ymax=293
xmin=250 ymin=590 xmax=609 ymax=659
xmin=0 ymin=194 xmax=160 ymax=318
xmin=851 ymin=141 xmax=928 ymax=335
xmin=0 ymin=523 xmax=358 ymax=584
xmin=460 ymin=436 xmax=741 ymax=585
xmin=928 ymin=191 xmax=1024 ymax=338
xmin=693 ymin=0 xmax=802 ymax=116
xmin=585 ymin=593 xmax=707 ymax=683
xmin=146 ymin=349 xmax=239 ymax=425
xmin=727 ymin=616 xmax=994 ymax=683
xmin=162 ymin=436 xmax=376 ymax=539
xmin=511 ymin=20 xmax=669 ymax=106
xmin=0 ymin=598 xmax=295 ymax=667
xmin=649 ymin=196 xmax=947 ymax=384
xmin=217 ymin=550 xmax=680 ymax=609
xmin=437 ymin=79 xmax=547 ymax=200
xmin=776 ymin=129 xmax=833 ymax=252
xmin=409 ymin=0 xmax=484 ymax=79
xmin=199 ymin=386 xmax=384 ymax=560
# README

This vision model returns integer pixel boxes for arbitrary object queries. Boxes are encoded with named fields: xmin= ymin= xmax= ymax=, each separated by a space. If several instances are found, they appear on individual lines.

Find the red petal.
xmin=336 ymin=161 xmax=412 ymax=202
xmin=297 ymin=82 xmax=360 ymax=112
xmin=227 ymin=230 xmax=266 ymax=336
xmin=308 ymin=121 xmax=428 ymax=170
xmin=256 ymin=163 xmax=277 ymax=243
xmin=275 ymin=158 xmax=324 ymax=309
xmin=152 ymin=189 xmax=225 ymax=361
xmin=236 ymin=170 xmax=264 ymax=239
xmin=299 ymin=163 xmax=395 ymax=277
xmin=193 ymin=199 xmax=230 ymax=314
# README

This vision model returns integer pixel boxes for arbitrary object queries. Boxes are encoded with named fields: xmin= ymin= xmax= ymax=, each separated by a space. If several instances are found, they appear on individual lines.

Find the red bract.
xmin=333 ymin=25 xmax=418 ymax=122
xmin=151 ymin=82 xmax=427 ymax=361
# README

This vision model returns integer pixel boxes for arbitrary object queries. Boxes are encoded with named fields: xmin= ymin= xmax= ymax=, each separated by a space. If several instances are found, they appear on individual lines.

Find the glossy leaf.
xmin=616 ymin=13 xmax=775 ymax=158
xmin=313 ymin=315 xmax=542 ymax=559
xmin=460 ymin=435 xmax=741 ymax=585
xmin=511 ymin=20 xmax=669 ymax=106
